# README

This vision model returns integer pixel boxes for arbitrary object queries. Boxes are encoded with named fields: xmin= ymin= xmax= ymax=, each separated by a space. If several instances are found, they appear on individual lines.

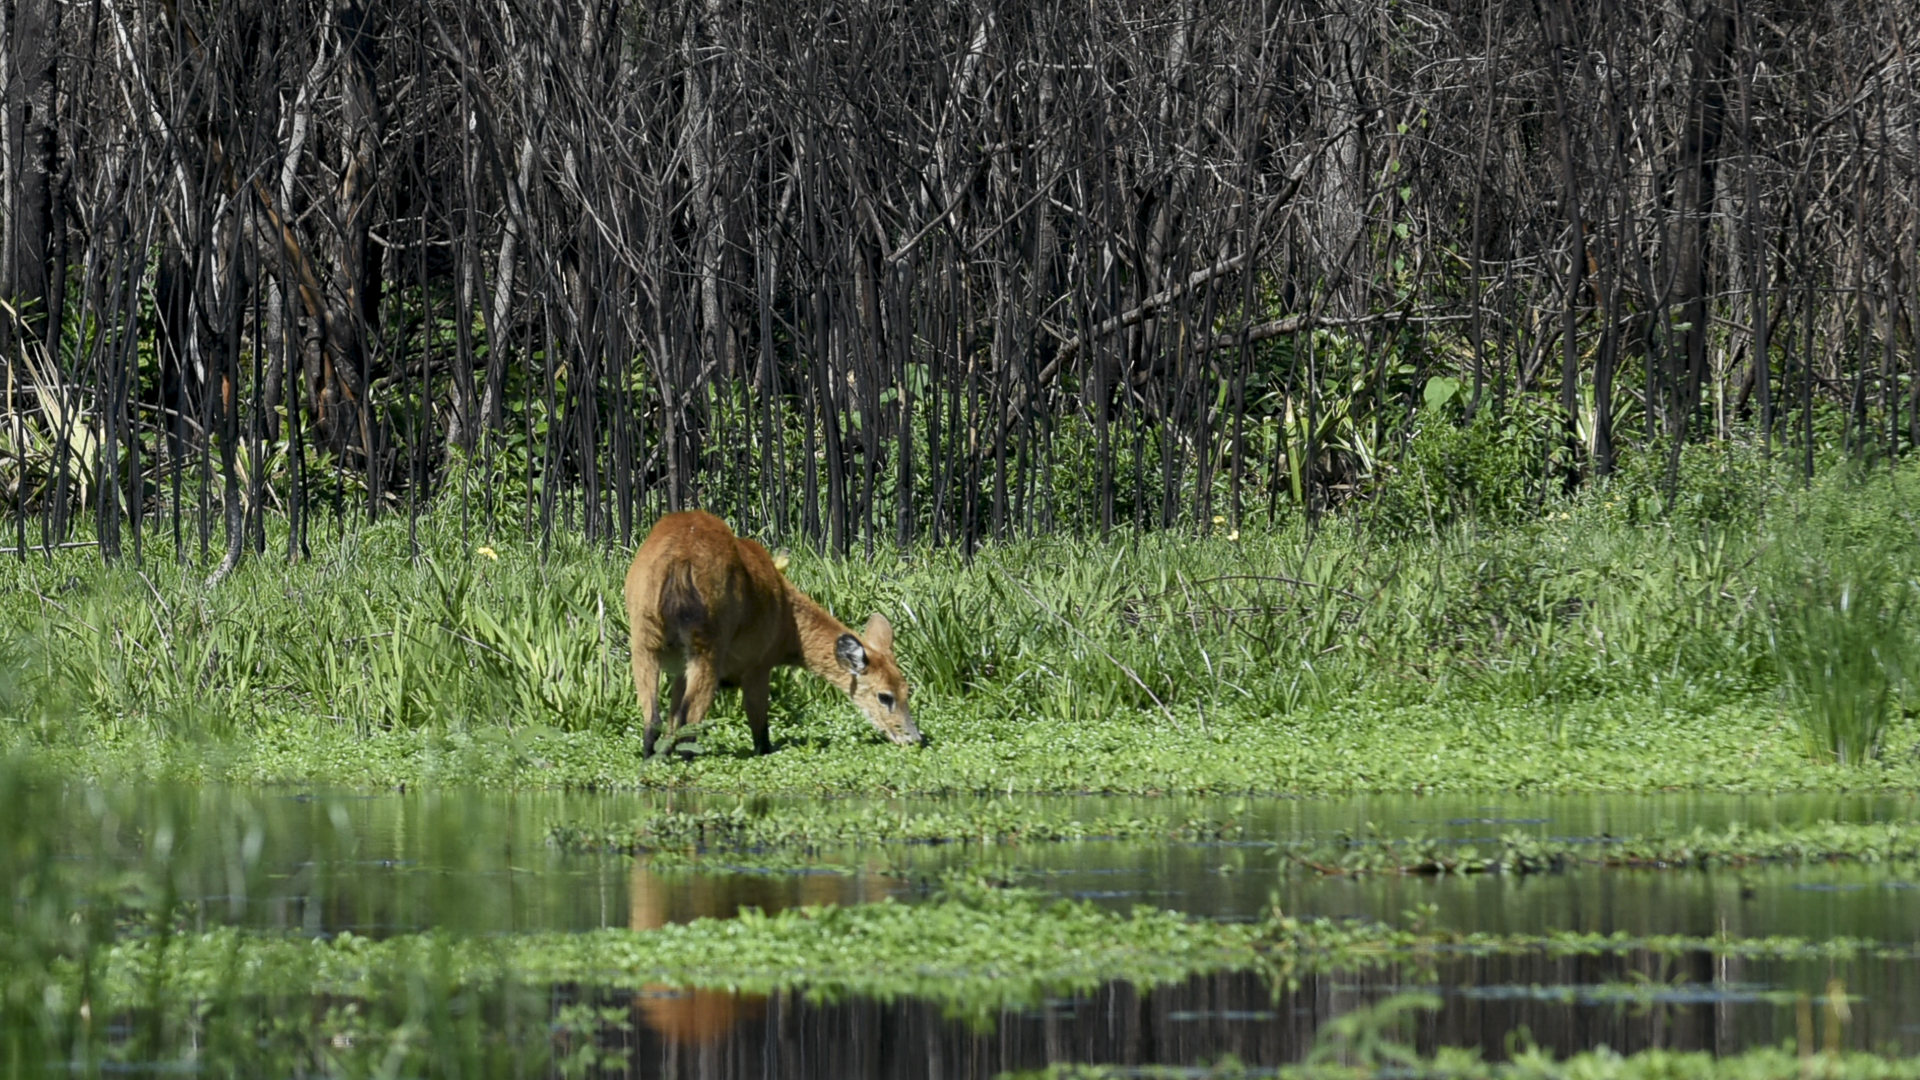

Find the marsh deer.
xmin=624 ymin=510 xmax=919 ymax=757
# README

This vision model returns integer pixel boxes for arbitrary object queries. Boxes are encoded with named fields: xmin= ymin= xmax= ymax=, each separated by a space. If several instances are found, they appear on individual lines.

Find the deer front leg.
xmin=743 ymin=669 xmax=774 ymax=756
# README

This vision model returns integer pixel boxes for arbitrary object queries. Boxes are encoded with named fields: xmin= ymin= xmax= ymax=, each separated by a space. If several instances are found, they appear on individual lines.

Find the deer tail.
xmin=657 ymin=562 xmax=707 ymax=645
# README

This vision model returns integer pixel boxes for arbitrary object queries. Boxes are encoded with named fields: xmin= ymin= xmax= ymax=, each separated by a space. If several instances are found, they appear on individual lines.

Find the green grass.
xmin=6 ymin=446 xmax=1920 ymax=793
xmin=18 ymin=692 xmax=1898 ymax=793
xmin=1768 ymin=542 xmax=1915 ymax=765
xmin=14 ymin=443 xmax=1920 ymax=1075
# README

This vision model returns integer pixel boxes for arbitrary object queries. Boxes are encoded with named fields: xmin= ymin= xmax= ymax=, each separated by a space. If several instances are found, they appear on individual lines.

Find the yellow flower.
xmin=772 ymin=551 xmax=791 ymax=573
xmin=1212 ymin=515 xmax=1227 ymax=525
xmin=476 ymin=546 xmax=499 ymax=561
xmin=1227 ymin=530 xmax=1241 ymax=542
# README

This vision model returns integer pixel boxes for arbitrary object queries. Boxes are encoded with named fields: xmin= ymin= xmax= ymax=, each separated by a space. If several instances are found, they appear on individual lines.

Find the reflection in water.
xmin=625 ymin=859 xmax=897 ymax=1049
xmin=633 ymin=988 xmax=767 ymax=1048
xmin=29 ymin=783 xmax=1920 ymax=1072
xmin=47 ymin=785 xmax=1919 ymax=938
xmin=627 ymin=858 xmax=899 ymax=929
xmin=592 ymin=953 xmax=1919 ymax=1078
xmin=935 ymin=847 xmax=1920 ymax=941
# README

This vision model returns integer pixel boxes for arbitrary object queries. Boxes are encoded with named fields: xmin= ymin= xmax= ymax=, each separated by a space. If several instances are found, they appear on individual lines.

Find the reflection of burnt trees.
xmin=580 ymin=953 xmax=1908 ymax=1078
xmin=8 ymin=0 xmax=1920 ymax=561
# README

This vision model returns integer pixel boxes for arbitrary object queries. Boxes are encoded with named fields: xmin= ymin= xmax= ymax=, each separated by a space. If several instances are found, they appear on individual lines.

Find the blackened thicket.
xmin=2 ymin=0 xmax=1917 ymax=564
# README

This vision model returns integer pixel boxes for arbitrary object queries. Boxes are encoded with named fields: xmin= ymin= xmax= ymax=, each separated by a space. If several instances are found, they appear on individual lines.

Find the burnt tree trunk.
xmin=1671 ymin=0 xmax=1732 ymax=438
xmin=3 ymin=0 xmax=60 ymax=356
xmin=318 ymin=0 xmax=382 ymax=480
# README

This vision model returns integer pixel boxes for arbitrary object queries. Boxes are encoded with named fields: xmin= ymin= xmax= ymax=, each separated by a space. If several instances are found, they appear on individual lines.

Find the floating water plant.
xmin=552 ymin=806 xmax=1920 ymax=877
xmin=1016 ymin=1046 xmax=1920 ymax=1080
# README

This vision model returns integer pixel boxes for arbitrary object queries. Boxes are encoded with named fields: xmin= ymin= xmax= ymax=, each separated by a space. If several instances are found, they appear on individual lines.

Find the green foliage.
xmin=1758 ymin=465 xmax=1920 ymax=764
xmin=1304 ymin=819 xmax=1920 ymax=876
xmin=21 ymin=874 xmax=1917 ymax=1065
xmin=1368 ymin=402 xmax=1559 ymax=534
xmin=1610 ymin=436 xmax=1777 ymax=532
xmin=1306 ymin=991 xmax=1443 ymax=1070
xmin=40 ymin=875 xmax=1920 ymax=1033
xmin=548 ymin=802 xmax=1236 ymax=853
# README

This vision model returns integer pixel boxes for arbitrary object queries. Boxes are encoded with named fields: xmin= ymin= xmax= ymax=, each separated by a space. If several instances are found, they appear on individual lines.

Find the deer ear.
xmin=862 ymin=613 xmax=894 ymax=653
xmin=834 ymin=633 xmax=868 ymax=674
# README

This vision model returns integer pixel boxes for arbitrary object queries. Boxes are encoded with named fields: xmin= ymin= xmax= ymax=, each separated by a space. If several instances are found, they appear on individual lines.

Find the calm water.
xmin=567 ymin=957 xmax=1920 ymax=1078
xmin=57 ymin=787 xmax=1920 ymax=936
xmin=23 ymin=785 xmax=1920 ymax=1073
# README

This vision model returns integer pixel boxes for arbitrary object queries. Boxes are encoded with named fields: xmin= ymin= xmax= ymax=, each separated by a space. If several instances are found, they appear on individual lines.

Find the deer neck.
xmin=786 ymin=583 xmax=857 ymax=687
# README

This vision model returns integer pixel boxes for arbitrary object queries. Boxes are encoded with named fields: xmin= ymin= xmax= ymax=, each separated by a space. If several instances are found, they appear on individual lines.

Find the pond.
xmin=9 ymin=783 xmax=1920 ymax=1075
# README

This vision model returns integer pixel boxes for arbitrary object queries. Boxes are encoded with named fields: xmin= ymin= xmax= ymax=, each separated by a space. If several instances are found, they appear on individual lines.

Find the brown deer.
xmin=624 ymin=510 xmax=919 ymax=757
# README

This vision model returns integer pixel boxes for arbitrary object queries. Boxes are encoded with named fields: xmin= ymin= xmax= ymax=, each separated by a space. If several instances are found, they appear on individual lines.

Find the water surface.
xmin=54 ymin=785 xmax=1916 ymax=935
xmin=578 ymin=957 xmax=1920 ymax=1077
xmin=27 ymin=784 xmax=1920 ymax=1072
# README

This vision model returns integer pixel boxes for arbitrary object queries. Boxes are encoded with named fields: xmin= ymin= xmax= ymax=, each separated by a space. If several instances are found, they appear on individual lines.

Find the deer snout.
xmin=890 ymin=713 xmax=923 ymax=746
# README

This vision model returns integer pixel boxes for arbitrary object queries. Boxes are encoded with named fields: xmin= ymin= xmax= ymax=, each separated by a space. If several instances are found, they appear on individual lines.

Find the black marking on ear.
xmin=835 ymin=633 xmax=868 ymax=674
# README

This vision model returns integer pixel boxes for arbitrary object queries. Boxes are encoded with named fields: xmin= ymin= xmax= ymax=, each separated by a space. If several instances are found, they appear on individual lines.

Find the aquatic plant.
xmin=1017 ymin=1045 xmax=1920 ymax=1080
xmin=547 ymin=803 xmax=1235 ymax=853
xmin=552 ymin=805 xmax=1920 ymax=878
xmin=1299 ymin=820 xmax=1920 ymax=876
xmin=56 ymin=883 xmax=1920 ymax=1020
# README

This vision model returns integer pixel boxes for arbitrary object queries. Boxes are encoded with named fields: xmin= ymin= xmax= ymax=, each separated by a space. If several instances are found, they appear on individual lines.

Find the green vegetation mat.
xmin=1015 ymin=1047 xmax=1920 ymax=1080
xmin=552 ymin=806 xmax=1920 ymax=875
xmin=1291 ymin=819 xmax=1920 ymax=874
xmin=60 ymin=883 xmax=1920 ymax=1019
xmin=18 ymin=693 xmax=1910 ymax=794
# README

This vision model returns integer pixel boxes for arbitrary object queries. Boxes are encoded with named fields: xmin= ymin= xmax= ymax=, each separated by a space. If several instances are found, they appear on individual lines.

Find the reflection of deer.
xmin=625 ymin=858 xmax=898 ymax=1047
xmin=624 ymin=511 xmax=919 ymax=757
xmin=628 ymin=860 xmax=768 ymax=1047
xmin=632 ymin=986 xmax=766 ymax=1048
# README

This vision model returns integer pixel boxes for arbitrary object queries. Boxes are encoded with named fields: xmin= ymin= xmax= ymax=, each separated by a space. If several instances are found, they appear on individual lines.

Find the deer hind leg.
xmin=633 ymin=645 xmax=665 ymax=758
xmin=654 ymin=672 xmax=690 ymax=755
xmin=661 ymin=658 xmax=720 ymax=756
xmin=742 ymin=669 xmax=774 ymax=756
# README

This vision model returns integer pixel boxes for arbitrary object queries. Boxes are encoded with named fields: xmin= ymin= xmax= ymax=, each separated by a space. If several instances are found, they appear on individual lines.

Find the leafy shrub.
xmin=1609 ymin=437 xmax=1777 ymax=532
xmin=1367 ymin=402 xmax=1557 ymax=534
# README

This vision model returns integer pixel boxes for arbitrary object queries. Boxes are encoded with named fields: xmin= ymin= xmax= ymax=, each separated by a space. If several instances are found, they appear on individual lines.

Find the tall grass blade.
xmin=1768 ymin=557 xmax=1911 ymax=765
